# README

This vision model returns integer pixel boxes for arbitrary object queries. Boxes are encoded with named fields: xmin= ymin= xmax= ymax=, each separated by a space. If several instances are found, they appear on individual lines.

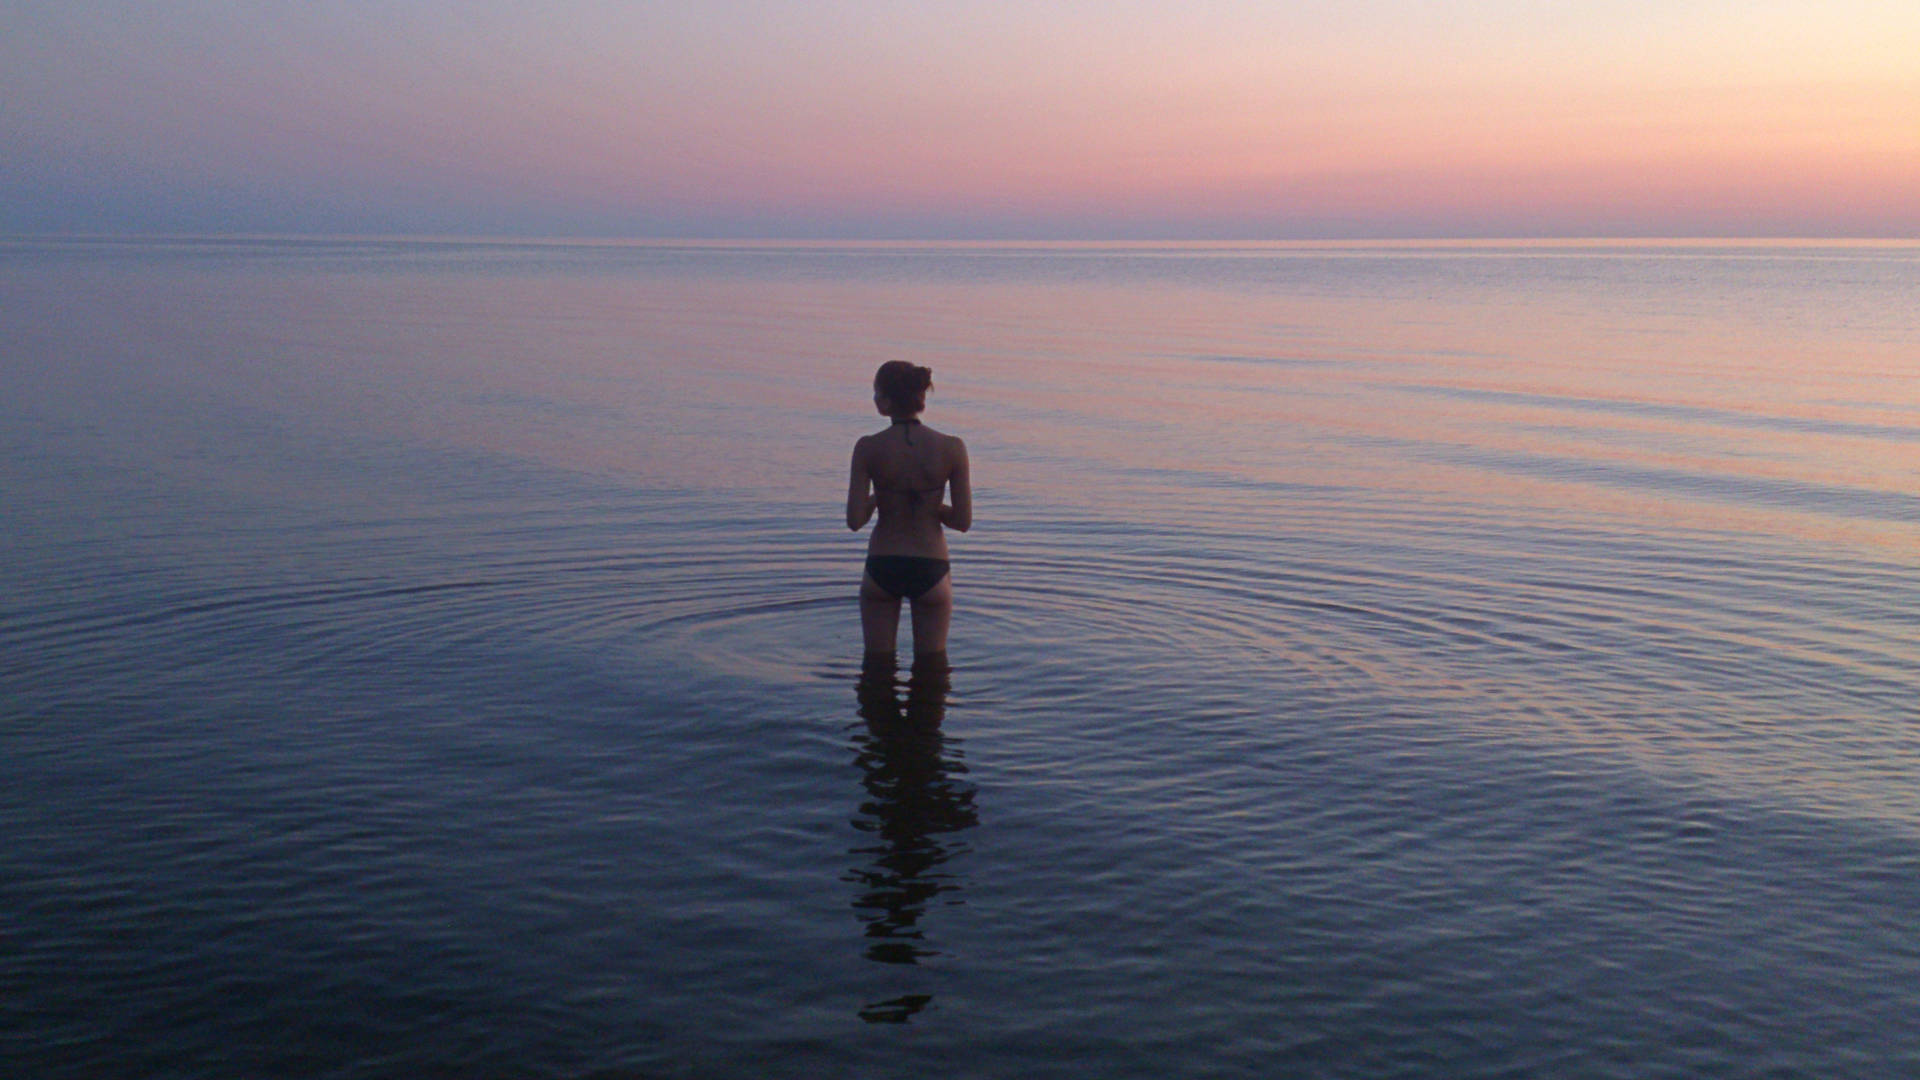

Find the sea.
xmin=3 ymin=237 xmax=1917 ymax=1078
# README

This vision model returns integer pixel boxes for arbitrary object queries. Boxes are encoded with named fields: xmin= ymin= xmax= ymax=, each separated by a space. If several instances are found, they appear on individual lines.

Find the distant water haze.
xmin=3 ymin=238 xmax=1917 ymax=1076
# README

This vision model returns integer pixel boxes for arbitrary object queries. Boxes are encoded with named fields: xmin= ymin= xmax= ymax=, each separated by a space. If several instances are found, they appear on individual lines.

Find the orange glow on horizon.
xmin=5 ymin=2 xmax=1917 ymax=235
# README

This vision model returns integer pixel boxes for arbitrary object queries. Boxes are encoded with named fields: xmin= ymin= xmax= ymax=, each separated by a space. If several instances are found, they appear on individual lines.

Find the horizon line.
xmin=6 ymin=232 xmax=1918 ymax=248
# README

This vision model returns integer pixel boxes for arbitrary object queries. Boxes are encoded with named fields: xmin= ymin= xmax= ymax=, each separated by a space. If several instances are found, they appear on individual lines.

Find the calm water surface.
xmin=4 ymin=238 xmax=1918 ymax=1077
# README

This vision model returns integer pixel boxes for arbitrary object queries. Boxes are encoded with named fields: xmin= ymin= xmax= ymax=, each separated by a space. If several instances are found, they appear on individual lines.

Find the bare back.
xmin=848 ymin=420 xmax=971 ymax=558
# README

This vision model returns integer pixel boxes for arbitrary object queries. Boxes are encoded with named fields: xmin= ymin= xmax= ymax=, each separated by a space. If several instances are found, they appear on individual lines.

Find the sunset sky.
xmin=5 ymin=1 xmax=1917 ymax=238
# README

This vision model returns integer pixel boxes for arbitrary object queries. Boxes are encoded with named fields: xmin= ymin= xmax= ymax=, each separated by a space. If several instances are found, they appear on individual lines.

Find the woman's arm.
xmin=939 ymin=437 xmax=972 ymax=533
xmin=846 ymin=438 xmax=876 ymax=530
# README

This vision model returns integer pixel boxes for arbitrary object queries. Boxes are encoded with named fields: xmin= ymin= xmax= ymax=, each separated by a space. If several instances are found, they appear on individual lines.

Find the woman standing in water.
xmin=847 ymin=361 xmax=972 ymax=659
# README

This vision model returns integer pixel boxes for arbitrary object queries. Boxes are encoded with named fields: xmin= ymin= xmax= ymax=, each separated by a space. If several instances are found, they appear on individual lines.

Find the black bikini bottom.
xmin=864 ymin=555 xmax=951 ymax=600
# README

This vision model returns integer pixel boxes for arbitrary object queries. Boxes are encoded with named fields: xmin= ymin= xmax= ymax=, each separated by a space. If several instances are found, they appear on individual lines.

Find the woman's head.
xmin=873 ymin=360 xmax=933 ymax=418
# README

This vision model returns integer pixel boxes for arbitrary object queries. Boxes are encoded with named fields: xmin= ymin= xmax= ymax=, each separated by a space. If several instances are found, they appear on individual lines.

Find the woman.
xmin=847 ymin=360 xmax=972 ymax=658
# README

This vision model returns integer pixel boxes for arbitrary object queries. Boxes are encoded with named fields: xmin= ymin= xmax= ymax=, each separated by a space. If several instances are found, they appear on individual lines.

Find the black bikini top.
xmin=891 ymin=416 xmax=920 ymax=444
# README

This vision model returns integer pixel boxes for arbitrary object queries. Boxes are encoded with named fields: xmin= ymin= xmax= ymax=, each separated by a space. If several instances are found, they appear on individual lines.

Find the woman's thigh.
xmin=907 ymin=575 xmax=952 ymax=653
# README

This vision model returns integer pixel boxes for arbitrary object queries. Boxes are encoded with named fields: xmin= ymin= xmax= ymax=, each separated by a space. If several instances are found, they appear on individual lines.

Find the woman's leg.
xmin=860 ymin=573 xmax=902 ymax=655
xmin=908 ymin=574 xmax=953 ymax=657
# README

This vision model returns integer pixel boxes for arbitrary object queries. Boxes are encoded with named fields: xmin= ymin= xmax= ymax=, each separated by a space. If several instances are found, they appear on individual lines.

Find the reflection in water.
xmin=11 ymin=241 xmax=1919 ymax=1073
xmin=846 ymin=655 xmax=979 ymax=1023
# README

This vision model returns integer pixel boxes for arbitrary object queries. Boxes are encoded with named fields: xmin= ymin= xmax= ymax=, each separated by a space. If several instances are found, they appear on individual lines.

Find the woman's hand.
xmin=940 ymin=438 xmax=971 ymax=532
xmin=847 ymin=438 xmax=876 ymax=530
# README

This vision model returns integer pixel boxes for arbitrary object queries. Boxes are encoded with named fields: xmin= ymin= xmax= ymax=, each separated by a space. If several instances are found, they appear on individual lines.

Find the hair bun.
xmin=874 ymin=360 xmax=933 ymax=417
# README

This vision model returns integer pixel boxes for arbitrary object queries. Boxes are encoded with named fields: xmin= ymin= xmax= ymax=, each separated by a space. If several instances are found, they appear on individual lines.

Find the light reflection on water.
xmin=2 ymin=238 xmax=1918 ymax=1076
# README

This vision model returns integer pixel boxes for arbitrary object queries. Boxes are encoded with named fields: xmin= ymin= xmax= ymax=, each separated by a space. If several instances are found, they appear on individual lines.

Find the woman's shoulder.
xmin=906 ymin=423 xmax=962 ymax=450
